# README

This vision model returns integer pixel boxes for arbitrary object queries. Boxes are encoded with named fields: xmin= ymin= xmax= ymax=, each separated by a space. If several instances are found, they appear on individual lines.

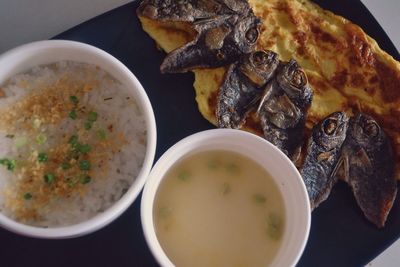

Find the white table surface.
xmin=0 ymin=0 xmax=399 ymax=266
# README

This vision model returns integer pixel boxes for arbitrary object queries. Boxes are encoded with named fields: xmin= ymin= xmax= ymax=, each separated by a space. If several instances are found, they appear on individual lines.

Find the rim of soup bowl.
xmin=0 ymin=40 xmax=157 ymax=239
xmin=141 ymin=129 xmax=310 ymax=267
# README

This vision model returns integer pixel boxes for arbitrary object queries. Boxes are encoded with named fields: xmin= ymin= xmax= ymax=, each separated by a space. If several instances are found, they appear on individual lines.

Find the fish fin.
xmin=353 ymin=148 xmax=373 ymax=170
xmin=317 ymin=149 xmax=334 ymax=162
xmin=216 ymin=64 xmax=243 ymax=128
xmin=306 ymin=163 xmax=334 ymax=210
xmin=290 ymin=146 xmax=302 ymax=164
xmin=331 ymin=153 xmax=349 ymax=181
xmin=161 ymin=16 xmax=234 ymax=73
xmin=193 ymin=14 xmax=232 ymax=29
xmin=160 ymin=40 xmax=204 ymax=73
xmin=256 ymin=81 xmax=274 ymax=115
xmin=216 ymin=62 xmax=265 ymax=128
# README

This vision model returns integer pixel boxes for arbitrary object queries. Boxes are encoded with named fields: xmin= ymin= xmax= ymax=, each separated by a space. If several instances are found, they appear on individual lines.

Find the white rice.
xmin=0 ymin=61 xmax=147 ymax=227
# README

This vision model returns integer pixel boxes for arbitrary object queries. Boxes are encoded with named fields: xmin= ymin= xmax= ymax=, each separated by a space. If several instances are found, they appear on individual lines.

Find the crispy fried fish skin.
xmin=217 ymin=50 xmax=279 ymax=128
xmin=301 ymin=112 xmax=349 ymax=209
xmin=340 ymin=113 xmax=397 ymax=228
xmin=257 ymin=59 xmax=313 ymax=158
xmin=137 ymin=0 xmax=251 ymax=22
xmin=160 ymin=13 xmax=261 ymax=73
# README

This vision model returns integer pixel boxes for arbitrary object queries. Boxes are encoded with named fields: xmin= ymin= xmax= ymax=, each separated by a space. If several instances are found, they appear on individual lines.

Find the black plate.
xmin=1 ymin=1 xmax=399 ymax=266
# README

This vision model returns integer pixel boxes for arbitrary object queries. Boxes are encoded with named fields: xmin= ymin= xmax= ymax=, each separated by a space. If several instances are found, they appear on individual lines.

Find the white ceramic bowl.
xmin=0 ymin=40 xmax=157 ymax=239
xmin=141 ymin=129 xmax=310 ymax=267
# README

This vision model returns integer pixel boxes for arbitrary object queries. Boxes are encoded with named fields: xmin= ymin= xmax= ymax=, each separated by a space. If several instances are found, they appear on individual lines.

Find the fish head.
xmin=277 ymin=59 xmax=311 ymax=101
xmin=314 ymin=111 xmax=349 ymax=150
xmin=137 ymin=0 xmax=251 ymax=22
xmin=239 ymin=50 xmax=280 ymax=87
xmin=137 ymin=0 xmax=158 ymax=20
xmin=218 ymin=0 xmax=251 ymax=14
xmin=348 ymin=113 xmax=385 ymax=148
xmin=231 ymin=14 xmax=261 ymax=54
xmin=160 ymin=13 xmax=261 ymax=73
xmin=138 ymin=0 xmax=184 ymax=21
xmin=137 ymin=0 xmax=223 ymax=22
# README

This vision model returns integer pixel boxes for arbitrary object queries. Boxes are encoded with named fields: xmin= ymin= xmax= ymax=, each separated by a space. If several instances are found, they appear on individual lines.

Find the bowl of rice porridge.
xmin=0 ymin=40 xmax=157 ymax=238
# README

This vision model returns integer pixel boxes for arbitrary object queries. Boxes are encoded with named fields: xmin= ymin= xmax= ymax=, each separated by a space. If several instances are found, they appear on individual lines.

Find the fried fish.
xmin=217 ymin=50 xmax=279 ymax=128
xmin=301 ymin=112 xmax=349 ymax=209
xmin=339 ymin=113 xmax=397 ymax=228
xmin=137 ymin=0 xmax=251 ymax=22
xmin=257 ymin=59 xmax=312 ymax=158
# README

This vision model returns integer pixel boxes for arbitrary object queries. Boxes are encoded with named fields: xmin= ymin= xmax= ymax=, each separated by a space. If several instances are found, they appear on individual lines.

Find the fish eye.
xmin=216 ymin=50 xmax=225 ymax=60
xmin=210 ymin=3 xmax=221 ymax=13
xmin=252 ymin=51 xmax=268 ymax=65
xmin=364 ymin=121 xmax=379 ymax=137
xmin=252 ymin=50 xmax=277 ymax=67
xmin=323 ymin=119 xmax=337 ymax=135
xmin=245 ymin=27 xmax=259 ymax=44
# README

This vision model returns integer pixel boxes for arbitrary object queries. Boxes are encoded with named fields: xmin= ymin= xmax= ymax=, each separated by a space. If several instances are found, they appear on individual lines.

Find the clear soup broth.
xmin=154 ymin=150 xmax=285 ymax=267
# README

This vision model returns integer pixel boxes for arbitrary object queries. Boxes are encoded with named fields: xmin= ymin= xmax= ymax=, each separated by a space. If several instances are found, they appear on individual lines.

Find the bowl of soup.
xmin=141 ymin=129 xmax=310 ymax=267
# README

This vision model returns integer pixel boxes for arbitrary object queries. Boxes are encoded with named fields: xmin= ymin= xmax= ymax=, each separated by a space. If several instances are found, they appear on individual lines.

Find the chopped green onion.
xmin=253 ymin=194 xmax=266 ymax=204
xmin=79 ymin=160 xmax=91 ymax=171
xmin=207 ymin=159 xmax=220 ymax=170
xmin=69 ymin=95 xmax=79 ymax=105
xmin=88 ymin=111 xmax=98 ymax=122
xmin=80 ymin=175 xmax=91 ymax=184
xmin=178 ymin=170 xmax=191 ymax=181
xmin=226 ymin=163 xmax=240 ymax=174
xmin=96 ymin=129 xmax=107 ymax=140
xmin=44 ymin=173 xmax=55 ymax=184
xmin=159 ymin=207 xmax=172 ymax=219
xmin=36 ymin=134 xmax=47 ymax=145
xmin=9 ymin=160 xmax=16 ymax=171
xmin=23 ymin=193 xmax=32 ymax=200
xmin=267 ymin=213 xmax=283 ymax=240
xmin=8 ymin=160 xmax=16 ymax=171
xmin=68 ymin=135 xmax=79 ymax=146
xmin=77 ymin=144 xmax=91 ymax=154
xmin=38 ymin=152 xmax=48 ymax=163
xmin=64 ymin=177 xmax=77 ymax=187
xmin=69 ymin=110 xmax=77 ymax=120
xmin=84 ymin=121 xmax=93 ymax=130
xmin=5 ymin=134 xmax=14 ymax=139
xmin=0 ymin=158 xmax=16 ymax=171
xmin=61 ymin=162 xmax=71 ymax=170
